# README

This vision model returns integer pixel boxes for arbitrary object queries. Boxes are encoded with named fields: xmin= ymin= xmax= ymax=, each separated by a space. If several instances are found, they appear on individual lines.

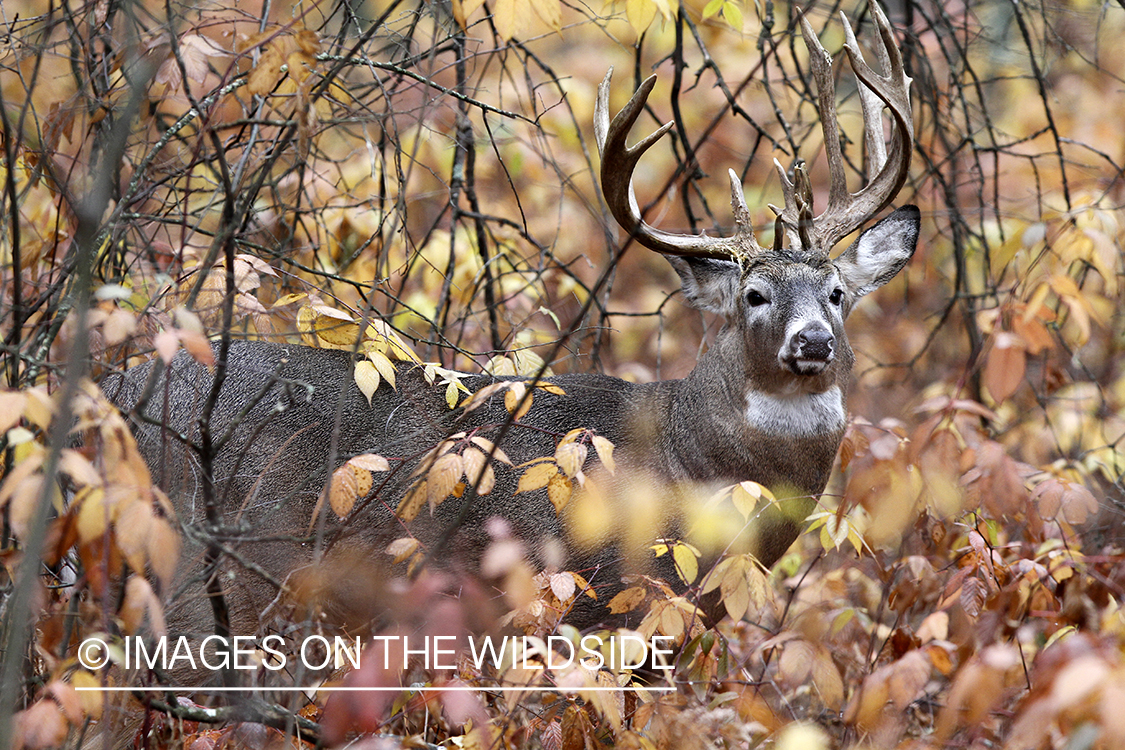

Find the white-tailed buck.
xmin=106 ymin=5 xmax=918 ymax=651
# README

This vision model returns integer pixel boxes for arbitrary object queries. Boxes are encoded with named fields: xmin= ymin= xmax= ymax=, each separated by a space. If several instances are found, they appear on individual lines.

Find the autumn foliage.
xmin=1 ymin=0 xmax=1124 ymax=748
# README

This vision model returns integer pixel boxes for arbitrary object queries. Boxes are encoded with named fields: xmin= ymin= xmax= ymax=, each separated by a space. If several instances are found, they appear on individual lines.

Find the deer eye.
xmin=746 ymin=290 xmax=769 ymax=307
xmin=828 ymin=288 xmax=844 ymax=306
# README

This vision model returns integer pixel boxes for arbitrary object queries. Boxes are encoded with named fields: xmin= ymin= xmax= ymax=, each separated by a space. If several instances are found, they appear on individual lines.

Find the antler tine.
xmin=810 ymin=2 xmax=913 ymax=251
xmin=596 ymin=68 xmax=762 ymax=261
xmin=781 ymin=3 xmax=914 ymax=255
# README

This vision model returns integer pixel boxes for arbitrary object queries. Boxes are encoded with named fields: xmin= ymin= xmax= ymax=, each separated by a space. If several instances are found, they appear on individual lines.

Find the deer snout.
xmin=781 ymin=322 xmax=836 ymax=375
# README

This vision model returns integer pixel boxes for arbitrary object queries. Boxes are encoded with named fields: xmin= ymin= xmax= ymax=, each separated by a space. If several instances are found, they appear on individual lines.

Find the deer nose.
xmin=797 ymin=326 xmax=835 ymax=362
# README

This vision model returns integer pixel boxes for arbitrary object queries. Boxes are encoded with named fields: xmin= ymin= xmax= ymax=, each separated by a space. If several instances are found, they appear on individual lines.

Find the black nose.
xmin=798 ymin=327 xmax=835 ymax=361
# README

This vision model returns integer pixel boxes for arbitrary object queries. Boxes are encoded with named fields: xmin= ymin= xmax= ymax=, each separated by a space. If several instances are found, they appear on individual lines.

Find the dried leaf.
xmin=517 ymin=461 xmax=558 ymax=493
xmin=354 ymin=360 xmax=381 ymax=405
xmin=326 ymin=464 xmax=359 ymax=517
xmin=427 ymin=453 xmax=464 ymax=506
xmin=554 ymin=441 xmax=587 ymax=479
xmin=397 ymin=480 xmax=426 ymax=522
xmin=386 ymin=537 xmax=420 ymax=563
xmin=607 ymin=586 xmax=646 ymax=614
xmin=547 ymin=471 xmax=572 ymax=511
xmin=349 ymin=453 xmax=391 ymax=473
xmin=591 ymin=435 xmax=615 ymax=474
xmin=983 ymin=332 xmax=1026 ymax=403
xmin=549 ymin=572 xmax=576 ymax=602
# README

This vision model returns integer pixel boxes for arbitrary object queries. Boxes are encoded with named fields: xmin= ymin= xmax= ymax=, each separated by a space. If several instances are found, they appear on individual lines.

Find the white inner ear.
xmin=855 ymin=223 xmax=912 ymax=276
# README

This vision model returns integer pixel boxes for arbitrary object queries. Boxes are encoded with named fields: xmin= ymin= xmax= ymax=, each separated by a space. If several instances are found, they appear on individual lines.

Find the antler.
xmin=594 ymin=70 xmax=763 ymax=262
xmin=772 ymin=2 xmax=914 ymax=254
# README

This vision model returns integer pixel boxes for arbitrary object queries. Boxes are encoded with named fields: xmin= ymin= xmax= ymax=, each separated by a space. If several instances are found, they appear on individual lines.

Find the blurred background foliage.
xmin=1 ymin=0 xmax=1125 ymax=746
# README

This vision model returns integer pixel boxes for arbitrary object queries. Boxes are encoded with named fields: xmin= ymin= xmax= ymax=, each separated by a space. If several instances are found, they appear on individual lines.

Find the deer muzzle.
xmin=782 ymin=322 xmax=836 ymax=375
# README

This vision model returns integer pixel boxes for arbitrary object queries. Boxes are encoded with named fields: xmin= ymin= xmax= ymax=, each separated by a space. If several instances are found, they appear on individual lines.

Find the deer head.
xmin=594 ymin=4 xmax=918 ymax=427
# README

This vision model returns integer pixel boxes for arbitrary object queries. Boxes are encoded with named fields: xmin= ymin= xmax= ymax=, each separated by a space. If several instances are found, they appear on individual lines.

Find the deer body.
xmin=107 ymin=4 xmax=918 ymax=643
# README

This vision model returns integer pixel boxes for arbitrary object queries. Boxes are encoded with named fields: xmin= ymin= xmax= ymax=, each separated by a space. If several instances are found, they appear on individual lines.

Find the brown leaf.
xmin=607 ymin=586 xmax=647 ymax=614
xmin=247 ymin=46 xmax=284 ymax=96
xmin=983 ymin=332 xmax=1026 ymax=403
xmin=326 ymin=464 xmax=359 ymax=517
xmin=121 ymin=576 xmax=166 ymax=636
xmin=15 ymin=699 xmax=69 ymax=749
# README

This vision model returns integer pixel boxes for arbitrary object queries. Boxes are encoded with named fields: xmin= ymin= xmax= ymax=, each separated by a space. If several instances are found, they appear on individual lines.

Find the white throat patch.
xmin=744 ymin=386 xmax=846 ymax=437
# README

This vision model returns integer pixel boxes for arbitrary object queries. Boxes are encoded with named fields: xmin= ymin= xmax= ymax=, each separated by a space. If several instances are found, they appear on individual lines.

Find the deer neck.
xmin=638 ymin=331 xmax=847 ymax=493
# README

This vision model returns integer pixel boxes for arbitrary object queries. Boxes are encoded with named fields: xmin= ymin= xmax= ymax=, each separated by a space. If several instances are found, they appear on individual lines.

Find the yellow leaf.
xmin=397 ymin=480 xmax=426 ymax=521
xmin=247 ymin=46 xmax=284 ymax=96
xmin=470 ymin=436 xmax=512 ymax=465
xmin=558 ymin=428 xmax=584 ymax=446
xmin=591 ymin=435 xmax=615 ymax=474
xmin=493 ymin=0 xmax=520 ymax=40
xmin=351 ymin=463 xmax=373 ymax=497
xmin=75 ymin=487 xmax=109 ymax=543
xmin=70 ymin=671 xmax=103 ymax=718
xmin=367 ymin=351 xmax=397 ymax=390
xmin=315 ymin=314 xmax=361 ymax=347
xmin=463 ymin=446 xmax=487 ymax=484
xmin=518 ymin=460 xmax=558 ymax=493
xmin=670 ymin=541 xmax=699 ymax=584
xmin=626 ymin=0 xmax=658 ymax=35
xmin=504 ymin=381 xmax=529 ymax=418
xmin=554 ymin=441 xmax=588 ymax=478
xmin=731 ymin=481 xmax=765 ymax=519
xmin=528 ymin=0 xmax=560 ymax=29
xmin=475 ymin=464 xmax=496 ymax=495
xmin=354 ymin=360 xmax=381 ymax=404
xmin=547 ymin=471 xmax=572 ymax=511
xmin=427 ymin=452 xmax=464 ymax=506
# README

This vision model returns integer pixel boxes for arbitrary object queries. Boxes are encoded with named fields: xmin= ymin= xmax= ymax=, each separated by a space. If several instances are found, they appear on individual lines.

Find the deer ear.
xmin=835 ymin=205 xmax=920 ymax=298
xmin=666 ymin=256 xmax=741 ymax=316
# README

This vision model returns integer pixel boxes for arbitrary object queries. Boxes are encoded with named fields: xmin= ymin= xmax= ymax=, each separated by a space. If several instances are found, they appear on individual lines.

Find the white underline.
xmin=74 ymin=685 xmax=676 ymax=693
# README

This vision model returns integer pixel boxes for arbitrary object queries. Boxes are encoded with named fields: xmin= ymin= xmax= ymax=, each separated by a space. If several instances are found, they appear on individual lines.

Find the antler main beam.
xmin=594 ymin=71 xmax=763 ymax=262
